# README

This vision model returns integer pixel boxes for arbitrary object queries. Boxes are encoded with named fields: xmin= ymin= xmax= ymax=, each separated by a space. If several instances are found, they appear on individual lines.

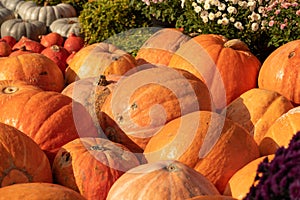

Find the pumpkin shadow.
xmin=98 ymin=112 xmax=147 ymax=164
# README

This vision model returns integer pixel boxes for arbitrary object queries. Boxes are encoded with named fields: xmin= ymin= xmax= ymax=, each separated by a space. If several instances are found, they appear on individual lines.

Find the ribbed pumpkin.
xmin=222 ymin=88 xmax=294 ymax=144
xmin=259 ymin=106 xmax=300 ymax=156
xmin=0 ymin=122 xmax=52 ymax=187
xmin=0 ymin=80 xmax=99 ymax=164
xmin=144 ymin=111 xmax=260 ymax=193
xmin=99 ymin=66 xmax=214 ymax=151
xmin=52 ymin=137 xmax=141 ymax=200
xmin=168 ymin=34 xmax=261 ymax=111
xmin=135 ymin=28 xmax=190 ymax=67
xmin=1 ymin=18 xmax=47 ymax=41
xmin=61 ymin=74 xmax=121 ymax=129
xmin=258 ymin=39 xmax=300 ymax=105
xmin=223 ymin=154 xmax=275 ymax=200
xmin=65 ymin=42 xmax=138 ymax=84
xmin=0 ymin=5 xmax=15 ymax=27
xmin=0 ymin=53 xmax=64 ymax=92
xmin=106 ymin=160 xmax=220 ymax=200
xmin=0 ymin=183 xmax=86 ymax=200
xmin=16 ymin=1 xmax=77 ymax=26
xmin=49 ymin=17 xmax=82 ymax=38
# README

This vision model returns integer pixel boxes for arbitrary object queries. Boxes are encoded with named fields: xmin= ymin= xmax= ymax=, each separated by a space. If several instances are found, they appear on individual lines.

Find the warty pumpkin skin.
xmin=0 ymin=183 xmax=86 ymax=200
xmin=258 ymin=39 xmax=300 ymax=105
xmin=0 ymin=53 xmax=64 ymax=92
xmin=99 ymin=66 xmax=214 ymax=151
xmin=143 ymin=110 xmax=260 ymax=193
xmin=52 ymin=137 xmax=141 ymax=200
xmin=135 ymin=28 xmax=190 ymax=67
xmin=168 ymin=34 xmax=261 ymax=111
xmin=0 ymin=122 xmax=52 ymax=187
xmin=223 ymin=154 xmax=275 ymax=200
xmin=259 ymin=106 xmax=300 ymax=156
xmin=222 ymin=88 xmax=294 ymax=144
xmin=0 ymin=80 xmax=99 ymax=164
xmin=65 ymin=42 xmax=138 ymax=84
xmin=106 ymin=160 xmax=220 ymax=200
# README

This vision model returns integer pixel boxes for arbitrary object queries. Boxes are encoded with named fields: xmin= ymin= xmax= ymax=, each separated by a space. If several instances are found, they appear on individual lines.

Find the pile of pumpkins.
xmin=0 ymin=27 xmax=299 ymax=200
xmin=0 ymin=0 xmax=81 ymax=41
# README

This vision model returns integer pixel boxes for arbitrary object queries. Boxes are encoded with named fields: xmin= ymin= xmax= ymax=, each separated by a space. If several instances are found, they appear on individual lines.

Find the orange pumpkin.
xmin=61 ymin=74 xmax=121 ymax=129
xmin=0 ymin=53 xmax=64 ymax=92
xmin=52 ymin=137 xmax=141 ymax=200
xmin=144 ymin=111 xmax=260 ymax=193
xmin=223 ymin=154 xmax=275 ymax=199
xmin=258 ymin=39 xmax=300 ymax=105
xmin=99 ymin=66 xmax=214 ymax=151
xmin=187 ymin=196 xmax=237 ymax=200
xmin=0 ymin=80 xmax=99 ymax=164
xmin=222 ymin=88 xmax=294 ymax=144
xmin=259 ymin=106 xmax=300 ymax=156
xmin=168 ymin=34 xmax=261 ymax=111
xmin=65 ymin=42 xmax=138 ymax=84
xmin=135 ymin=28 xmax=190 ymax=67
xmin=0 ymin=122 xmax=52 ymax=187
xmin=106 ymin=160 xmax=220 ymax=199
xmin=0 ymin=40 xmax=12 ymax=57
xmin=0 ymin=183 xmax=86 ymax=200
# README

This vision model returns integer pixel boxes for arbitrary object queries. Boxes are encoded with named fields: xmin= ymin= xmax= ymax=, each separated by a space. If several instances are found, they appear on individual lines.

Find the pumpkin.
xmin=258 ymin=39 xmax=300 ymax=105
xmin=61 ymin=74 xmax=121 ymax=129
xmin=16 ymin=1 xmax=77 ymax=26
xmin=0 ymin=35 xmax=17 ymax=48
xmin=0 ymin=183 xmax=86 ymax=200
xmin=0 ymin=0 xmax=23 ymax=11
xmin=0 ymin=80 xmax=99 ymax=164
xmin=0 ymin=122 xmax=52 ymax=187
xmin=106 ymin=160 xmax=220 ymax=200
xmin=168 ymin=34 xmax=261 ymax=111
xmin=40 ymin=45 xmax=70 ymax=75
xmin=135 ymin=28 xmax=190 ymax=67
xmin=39 ymin=32 xmax=64 ymax=48
xmin=1 ymin=18 xmax=47 ymax=41
xmin=143 ymin=110 xmax=260 ymax=193
xmin=52 ymin=137 xmax=141 ymax=200
xmin=9 ymin=48 xmax=33 ymax=57
xmin=0 ymin=5 xmax=15 ymax=27
xmin=49 ymin=17 xmax=82 ymax=38
xmin=12 ymin=36 xmax=45 ymax=53
xmin=0 ymin=53 xmax=64 ymax=92
xmin=259 ymin=106 xmax=300 ymax=156
xmin=0 ymin=40 xmax=11 ymax=57
xmin=65 ymin=42 xmax=138 ymax=84
xmin=63 ymin=32 xmax=85 ymax=53
xmin=222 ymin=88 xmax=294 ymax=144
xmin=223 ymin=154 xmax=275 ymax=200
xmin=99 ymin=66 xmax=214 ymax=151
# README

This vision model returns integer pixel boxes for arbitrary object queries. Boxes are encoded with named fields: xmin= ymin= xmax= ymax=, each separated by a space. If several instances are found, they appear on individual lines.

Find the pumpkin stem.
xmin=50 ymin=45 xmax=61 ymax=52
xmin=2 ymin=86 xmax=19 ymax=94
xmin=97 ymin=75 xmax=109 ymax=86
xmin=224 ymin=39 xmax=250 ymax=51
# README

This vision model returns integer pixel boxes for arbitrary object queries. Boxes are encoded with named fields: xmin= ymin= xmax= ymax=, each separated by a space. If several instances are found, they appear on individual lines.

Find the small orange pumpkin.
xmin=0 ymin=53 xmax=64 ymax=92
xmin=258 ymin=39 xmax=300 ymax=105
xmin=168 ymin=34 xmax=261 ymax=111
xmin=144 ymin=111 xmax=260 ymax=193
xmin=106 ymin=160 xmax=220 ymax=199
xmin=0 ymin=122 xmax=52 ymax=187
xmin=52 ymin=137 xmax=141 ymax=200
xmin=0 ymin=80 xmax=99 ymax=164
xmin=65 ymin=42 xmax=138 ymax=84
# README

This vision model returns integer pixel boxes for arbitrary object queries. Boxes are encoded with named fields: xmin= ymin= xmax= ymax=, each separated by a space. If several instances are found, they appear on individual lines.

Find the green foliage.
xmin=79 ymin=0 xmax=151 ymax=45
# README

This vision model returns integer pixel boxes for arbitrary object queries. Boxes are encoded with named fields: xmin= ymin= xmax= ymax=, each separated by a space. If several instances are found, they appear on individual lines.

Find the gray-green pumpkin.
xmin=0 ymin=5 xmax=15 ymax=28
xmin=49 ymin=17 xmax=82 ymax=38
